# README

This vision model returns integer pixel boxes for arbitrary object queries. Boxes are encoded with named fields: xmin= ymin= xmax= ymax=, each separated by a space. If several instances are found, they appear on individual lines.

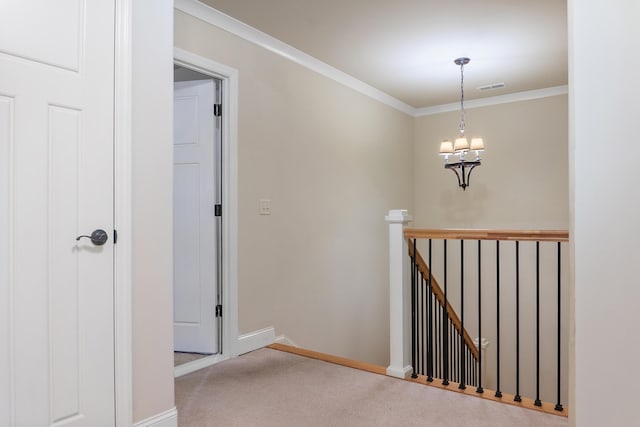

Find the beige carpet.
xmin=175 ymin=348 xmax=568 ymax=427
xmin=175 ymin=352 xmax=209 ymax=367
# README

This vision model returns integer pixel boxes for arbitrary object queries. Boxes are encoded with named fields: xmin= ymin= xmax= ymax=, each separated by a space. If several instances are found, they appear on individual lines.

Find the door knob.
xmin=76 ymin=229 xmax=108 ymax=246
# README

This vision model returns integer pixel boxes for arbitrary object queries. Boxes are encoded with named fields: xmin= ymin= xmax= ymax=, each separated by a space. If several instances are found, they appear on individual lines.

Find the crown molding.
xmin=414 ymin=85 xmax=569 ymax=117
xmin=174 ymin=0 xmax=568 ymax=118
xmin=174 ymin=0 xmax=416 ymax=115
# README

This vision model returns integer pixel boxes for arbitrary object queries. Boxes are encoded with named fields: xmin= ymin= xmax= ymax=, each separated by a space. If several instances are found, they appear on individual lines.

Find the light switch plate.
xmin=259 ymin=198 xmax=271 ymax=215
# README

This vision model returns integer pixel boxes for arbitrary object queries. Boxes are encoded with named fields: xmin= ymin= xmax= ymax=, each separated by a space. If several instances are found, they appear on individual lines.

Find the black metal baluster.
xmin=459 ymin=240 xmax=466 ymax=389
xmin=451 ymin=324 xmax=455 ymax=382
xmin=473 ymin=350 xmax=476 ymax=386
xmin=514 ymin=241 xmax=521 ymax=402
xmin=495 ymin=240 xmax=502 ymax=398
xmin=457 ymin=334 xmax=460 ymax=383
xmin=439 ymin=303 xmax=442 ymax=378
xmin=453 ymin=323 xmax=456 ymax=382
xmin=421 ymin=272 xmax=424 ymax=375
xmin=443 ymin=240 xmax=449 ymax=385
xmin=427 ymin=239 xmax=434 ymax=382
xmin=555 ymin=242 xmax=564 ymax=412
xmin=471 ymin=350 xmax=474 ymax=386
xmin=469 ymin=348 xmax=472 ymax=386
xmin=449 ymin=322 xmax=452 ymax=381
xmin=535 ymin=241 xmax=542 ymax=406
xmin=452 ymin=324 xmax=456 ymax=382
xmin=411 ymin=239 xmax=418 ymax=378
xmin=448 ymin=324 xmax=451 ymax=380
xmin=418 ymin=272 xmax=423 ymax=376
xmin=466 ymin=348 xmax=470 ymax=386
xmin=465 ymin=347 xmax=469 ymax=386
xmin=469 ymin=348 xmax=473 ymax=386
xmin=470 ymin=349 xmax=475 ymax=386
xmin=436 ymin=302 xmax=440 ymax=378
xmin=464 ymin=347 xmax=467 ymax=385
xmin=451 ymin=328 xmax=460 ymax=383
xmin=454 ymin=324 xmax=458 ymax=382
xmin=471 ymin=350 xmax=475 ymax=386
xmin=476 ymin=240 xmax=483 ymax=393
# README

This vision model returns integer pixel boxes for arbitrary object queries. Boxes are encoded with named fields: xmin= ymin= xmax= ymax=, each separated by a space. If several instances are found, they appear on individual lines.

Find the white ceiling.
xmin=198 ymin=0 xmax=568 ymax=109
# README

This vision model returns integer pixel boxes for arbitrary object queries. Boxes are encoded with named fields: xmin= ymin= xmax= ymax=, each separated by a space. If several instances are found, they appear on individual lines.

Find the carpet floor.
xmin=175 ymin=352 xmax=209 ymax=367
xmin=175 ymin=348 xmax=568 ymax=427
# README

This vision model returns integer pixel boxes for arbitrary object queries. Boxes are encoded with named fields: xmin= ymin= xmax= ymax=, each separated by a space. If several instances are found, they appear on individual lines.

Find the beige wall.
xmin=136 ymin=2 xmax=640 ymax=424
xmin=570 ymin=1 xmax=640 ymax=425
xmin=413 ymin=96 xmax=569 ymax=230
xmin=175 ymin=11 xmax=414 ymax=366
xmin=132 ymin=0 xmax=175 ymax=422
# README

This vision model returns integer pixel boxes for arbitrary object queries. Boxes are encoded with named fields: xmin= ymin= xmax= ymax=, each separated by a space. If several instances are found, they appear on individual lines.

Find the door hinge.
xmin=215 ymin=304 xmax=222 ymax=317
xmin=214 ymin=204 xmax=222 ymax=217
xmin=114 ymin=229 xmax=118 ymax=244
xmin=213 ymin=103 xmax=222 ymax=117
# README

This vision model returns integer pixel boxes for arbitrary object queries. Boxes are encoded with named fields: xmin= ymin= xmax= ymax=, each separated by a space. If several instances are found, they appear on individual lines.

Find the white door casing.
xmin=173 ymin=80 xmax=218 ymax=354
xmin=0 ymin=1 xmax=116 ymax=426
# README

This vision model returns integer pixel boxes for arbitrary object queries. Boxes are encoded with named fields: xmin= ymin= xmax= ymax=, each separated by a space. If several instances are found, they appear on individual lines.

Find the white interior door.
xmin=173 ymin=80 xmax=218 ymax=354
xmin=0 ymin=1 xmax=116 ymax=426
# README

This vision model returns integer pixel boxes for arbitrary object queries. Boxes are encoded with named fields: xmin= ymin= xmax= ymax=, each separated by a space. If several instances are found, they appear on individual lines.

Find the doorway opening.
xmin=172 ymin=49 xmax=239 ymax=377
xmin=173 ymin=66 xmax=222 ymax=367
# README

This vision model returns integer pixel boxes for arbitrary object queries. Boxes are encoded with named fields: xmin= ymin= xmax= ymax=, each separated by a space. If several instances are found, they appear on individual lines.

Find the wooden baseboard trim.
xmin=268 ymin=343 xmax=387 ymax=375
xmin=268 ymin=343 xmax=568 ymax=418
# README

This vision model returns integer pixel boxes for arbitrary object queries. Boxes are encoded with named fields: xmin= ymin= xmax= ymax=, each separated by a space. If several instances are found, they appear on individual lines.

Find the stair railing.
xmin=408 ymin=238 xmax=479 ymax=387
xmin=385 ymin=210 xmax=569 ymax=416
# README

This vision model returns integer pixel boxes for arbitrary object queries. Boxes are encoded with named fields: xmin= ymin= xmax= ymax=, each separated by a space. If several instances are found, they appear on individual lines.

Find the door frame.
xmin=114 ymin=0 xmax=134 ymax=424
xmin=173 ymin=47 xmax=240 ymax=361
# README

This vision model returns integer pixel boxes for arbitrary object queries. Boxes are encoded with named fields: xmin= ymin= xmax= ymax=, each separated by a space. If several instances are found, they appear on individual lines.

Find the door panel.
xmin=49 ymin=105 xmax=83 ymax=423
xmin=0 ymin=0 xmax=82 ymax=71
xmin=173 ymin=80 xmax=218 ymax=354
xmin=0 ymin=1 xmax=115 ymax=426
xmin=174 ymin=163 xmax=202 ymax=324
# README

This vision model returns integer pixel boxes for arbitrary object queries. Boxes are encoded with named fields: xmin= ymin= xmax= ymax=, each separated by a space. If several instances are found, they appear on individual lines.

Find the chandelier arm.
xmin=465 ymin=163 xmax=480 ymax=189
xmin=460 ymin=163 xmax=472 ymax=190
xmin=445 ymin=164 xmax=464 ymax=188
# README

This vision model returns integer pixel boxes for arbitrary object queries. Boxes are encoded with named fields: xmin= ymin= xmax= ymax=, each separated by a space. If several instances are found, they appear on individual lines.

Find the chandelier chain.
xmin=460 ymin=62 xmax=465 ymax=134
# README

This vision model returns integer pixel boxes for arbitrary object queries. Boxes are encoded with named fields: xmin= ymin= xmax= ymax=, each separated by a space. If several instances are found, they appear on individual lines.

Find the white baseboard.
xmin=174 ymin=353 xmax=227 ymax=378
xmin=386 ymin=365 xmax=413 ymax=379
xmin=274 ymin=334 xmax=299 ymax=347
xmin=174 ymin=327 xmax=276 ymax=377
xmin=236 ymin=327 xmax=275 ymax=355
xmin=133 ymin=407 xmax=177 ymax=427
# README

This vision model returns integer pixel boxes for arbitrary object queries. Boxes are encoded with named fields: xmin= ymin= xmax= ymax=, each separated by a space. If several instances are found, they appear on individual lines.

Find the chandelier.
xmin=439 ymin=57 xmax=484 ymax=190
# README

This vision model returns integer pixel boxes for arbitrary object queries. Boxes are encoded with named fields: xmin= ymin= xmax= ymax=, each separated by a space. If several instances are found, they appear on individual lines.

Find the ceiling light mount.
xmin=454 ymin=57 xmax=470 ymax=67
xmin=438 ymin=57 xmax=484 ymax=190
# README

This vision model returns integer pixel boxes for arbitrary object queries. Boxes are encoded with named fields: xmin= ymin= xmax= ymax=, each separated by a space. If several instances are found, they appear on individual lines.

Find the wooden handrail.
xmin=404 ymin=228 xmax=568 ymax=242
xmin=408 ymin=240 xmax=479 ymax=361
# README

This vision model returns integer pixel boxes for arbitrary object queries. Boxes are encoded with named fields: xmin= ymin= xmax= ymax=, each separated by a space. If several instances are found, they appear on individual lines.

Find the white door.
xmin=0 ymin=1 xmax=116 ymax=426
xmin=173 ymin=80 xmax=218 ymax=354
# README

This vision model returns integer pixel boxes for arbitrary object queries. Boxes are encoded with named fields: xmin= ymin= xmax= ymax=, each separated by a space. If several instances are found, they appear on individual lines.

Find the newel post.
xmin=385 ymin=209 xmax=413 ymax=378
